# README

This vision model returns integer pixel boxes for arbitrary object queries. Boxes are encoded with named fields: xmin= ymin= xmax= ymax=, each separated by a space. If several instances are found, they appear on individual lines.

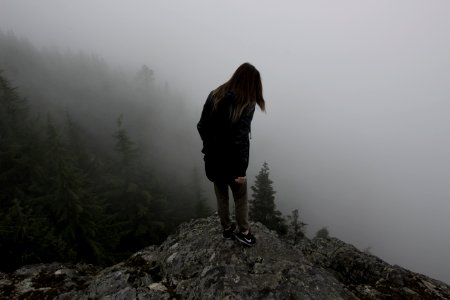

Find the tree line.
xmin=0 ymin=73 xmax=213 ymax=270
xmin=0 ymin=29 xmax=214 ymax=270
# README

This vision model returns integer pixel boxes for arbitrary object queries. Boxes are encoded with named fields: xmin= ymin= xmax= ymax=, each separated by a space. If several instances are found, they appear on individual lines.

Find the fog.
xmin=1 ymin=0 xmax=449 ymax=283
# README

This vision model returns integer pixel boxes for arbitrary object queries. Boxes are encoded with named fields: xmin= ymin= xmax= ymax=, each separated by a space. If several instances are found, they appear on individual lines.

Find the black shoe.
xmin=234 ymin=231 xmax=256 ymax=246
xmin=223 ymin=223 xmax=236 ymax=239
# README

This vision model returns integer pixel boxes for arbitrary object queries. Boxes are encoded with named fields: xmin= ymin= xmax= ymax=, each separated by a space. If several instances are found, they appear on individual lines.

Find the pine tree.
xmin=286 ymin=209 xmax=307 ymax=245
xmin=114 ymin=114 xmax=138 ymax=174
xmin=0 ymin=74 xmax=52 ymax=269
xmin=250 ymin=162 xmax=286 ymax=234
xmin=315 ymin=227 xmax=330 ymax=239
xmin=0 ymin=74 xmax=33 ymax=209
xmin=104 ymin=115 xmax=168 ymax=255
xmin=135 ymin=65 xmax=154 ymax=88
xmin=41 ymin=117 xmax=101 ymax=262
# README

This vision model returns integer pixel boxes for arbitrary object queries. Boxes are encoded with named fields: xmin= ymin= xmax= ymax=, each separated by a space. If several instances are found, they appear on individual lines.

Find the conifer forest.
xmin=0 ymin=31 xmax=213 ymax=271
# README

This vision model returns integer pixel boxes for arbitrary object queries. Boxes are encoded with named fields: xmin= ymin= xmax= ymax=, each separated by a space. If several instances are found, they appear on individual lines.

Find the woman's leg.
xmin=214 ymin=182 xmax=232 ymax=228
xmin=230 ymin=181 xmax=249 ymax=232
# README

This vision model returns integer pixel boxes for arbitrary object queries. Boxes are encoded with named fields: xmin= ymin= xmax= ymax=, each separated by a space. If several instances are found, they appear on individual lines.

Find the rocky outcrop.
xmin=1 ymin=215 xmax=449 ymax=299
xmin=299 ymin=237 xmax=450 ymax=299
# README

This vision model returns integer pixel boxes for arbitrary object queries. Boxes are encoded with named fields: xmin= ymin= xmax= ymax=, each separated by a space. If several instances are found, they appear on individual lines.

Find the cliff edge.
xmin=1 ymin=215 xmax=449 ymax=299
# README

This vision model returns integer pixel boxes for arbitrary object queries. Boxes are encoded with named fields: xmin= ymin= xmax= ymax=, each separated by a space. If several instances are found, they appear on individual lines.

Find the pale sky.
xmin=1 ymin=0 xmax=450 ymax=284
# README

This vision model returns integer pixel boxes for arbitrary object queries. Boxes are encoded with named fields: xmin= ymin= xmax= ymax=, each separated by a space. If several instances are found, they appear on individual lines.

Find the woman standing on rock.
xmin=197 ymin=62 xmax=265 ymax=246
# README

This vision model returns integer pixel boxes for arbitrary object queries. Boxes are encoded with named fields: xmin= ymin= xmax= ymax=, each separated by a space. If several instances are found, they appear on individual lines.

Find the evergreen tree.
xmin=287 ymin=209 xmax=307 ymax=245
xmin=0 ymin=74 xmax=33 ymax=208
xmin=135 ymin=65 xmax=154 ymax=88
xmin=114 ymin=114 xmax=138 ymax=174
xmin=103 ymin=115 xmax=168 ymax=256
xmin=40 ymin=117 xmax=101 ymax=262
xmin=0 ymin=74 xmax=28 ymax=136
xmin=250 ymin=162 xmax=286 ymax=235
xmin=315 ymin=227 xmax=330 ymax=239
xmin=0 ymin=74 xmax=52 ymax=270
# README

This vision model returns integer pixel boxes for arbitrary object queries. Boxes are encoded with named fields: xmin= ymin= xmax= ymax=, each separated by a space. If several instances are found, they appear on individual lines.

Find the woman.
xmin=197 ymin=62 xmax=265 ymax=246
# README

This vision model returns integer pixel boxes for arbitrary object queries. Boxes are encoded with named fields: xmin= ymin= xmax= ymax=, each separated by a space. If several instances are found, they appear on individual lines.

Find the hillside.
xmin=1 ymin=215 xmax=449 ymax=299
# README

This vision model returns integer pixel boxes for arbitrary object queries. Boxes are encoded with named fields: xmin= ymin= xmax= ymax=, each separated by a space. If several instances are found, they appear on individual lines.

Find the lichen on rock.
xmin=1 ymin=215 xmax=449 ymax=299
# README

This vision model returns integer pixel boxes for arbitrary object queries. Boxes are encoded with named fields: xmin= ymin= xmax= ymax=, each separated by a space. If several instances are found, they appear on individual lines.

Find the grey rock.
xmin=1 ymin=215 xmax=449 ymax=299
xmin=0 ymin=263 xmax=100 ymax=299
xmin=299 ymin=236 xmax=450 ymax=299
xmin=148 ymin=282 xmax=167 ymax=292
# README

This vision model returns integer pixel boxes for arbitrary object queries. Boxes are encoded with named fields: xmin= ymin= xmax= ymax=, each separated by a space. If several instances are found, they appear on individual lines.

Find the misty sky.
xmin=1 ymin=0 xmax=450 ymax=283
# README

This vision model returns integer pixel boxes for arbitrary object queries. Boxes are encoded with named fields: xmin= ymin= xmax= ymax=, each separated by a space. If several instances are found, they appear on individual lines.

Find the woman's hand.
xmin=235 ymin=176 xmax=246 ymax=184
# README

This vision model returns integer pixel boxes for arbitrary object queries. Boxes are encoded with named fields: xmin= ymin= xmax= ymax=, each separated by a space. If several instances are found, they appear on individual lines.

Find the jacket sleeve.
xmin=197 ymin=93 xmax=214 ymax=154
xmin=231 ymin=105 xmax=255 ymax=177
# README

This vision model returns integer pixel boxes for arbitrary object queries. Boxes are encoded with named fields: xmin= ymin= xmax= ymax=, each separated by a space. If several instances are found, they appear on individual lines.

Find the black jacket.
xmin=197 ymin=91 xmax=255 ymax=183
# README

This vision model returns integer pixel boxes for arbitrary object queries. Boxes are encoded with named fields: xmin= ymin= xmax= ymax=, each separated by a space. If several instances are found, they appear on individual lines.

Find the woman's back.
xmin=197 ymin=62 xmax=264 ymax=247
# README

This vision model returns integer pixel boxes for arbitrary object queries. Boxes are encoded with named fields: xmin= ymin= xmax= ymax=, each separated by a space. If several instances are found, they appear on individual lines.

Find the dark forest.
xmin=0 ymin=31 xmax=212 ymax=270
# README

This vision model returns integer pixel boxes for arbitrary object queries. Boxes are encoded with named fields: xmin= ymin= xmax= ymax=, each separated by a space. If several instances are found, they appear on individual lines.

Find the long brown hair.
xmin=212 ymin=62 xmax=265 ymax=122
